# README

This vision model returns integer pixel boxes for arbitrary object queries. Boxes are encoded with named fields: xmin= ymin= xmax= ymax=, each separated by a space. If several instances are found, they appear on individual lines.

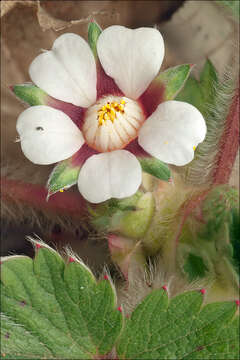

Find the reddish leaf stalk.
xmin=175 ymin=190 xmax=210 ymax=247
xmin=1 ymin=177 xmax=87 ymax=217
xmin=213 ymin=86 xmax=239 ymax=185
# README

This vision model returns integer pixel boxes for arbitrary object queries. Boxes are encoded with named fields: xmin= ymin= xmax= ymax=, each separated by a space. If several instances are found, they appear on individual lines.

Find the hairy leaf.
xmin=175 ymin=59 xmax=238 ymax=185
xmin=1 ymin=244 xmax=122 ymax=359
xmin=117 ymin=289 xmax=239 ymax=359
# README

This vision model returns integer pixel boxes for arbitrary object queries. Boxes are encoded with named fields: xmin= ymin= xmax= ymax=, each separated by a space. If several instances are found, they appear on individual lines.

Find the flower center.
xmin=83 ymin=96 xmax=145 ymax=152
xmin=98 ymin=99 xmax=126 ymax=126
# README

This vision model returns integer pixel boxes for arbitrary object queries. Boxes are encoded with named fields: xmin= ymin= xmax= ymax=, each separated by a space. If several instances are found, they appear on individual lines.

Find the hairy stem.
xmin=1 ymin=177 xmax=87 ymax=217
xmin=212 ymin=85 xmax=239 ymax=185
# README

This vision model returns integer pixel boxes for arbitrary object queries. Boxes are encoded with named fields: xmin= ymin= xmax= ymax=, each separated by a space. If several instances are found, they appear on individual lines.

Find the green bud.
xmin=111 ymin=192 xmax=155 ymax=239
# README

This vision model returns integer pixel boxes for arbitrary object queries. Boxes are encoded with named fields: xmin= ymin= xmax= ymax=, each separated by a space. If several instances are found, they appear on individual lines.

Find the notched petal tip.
xmin=29 ymin=33 xmax=97 ymax=107
xmin=97 ymin=25 xmax=164 ymax=100
xmin=77 ymin=150 xmax=142 ymax=203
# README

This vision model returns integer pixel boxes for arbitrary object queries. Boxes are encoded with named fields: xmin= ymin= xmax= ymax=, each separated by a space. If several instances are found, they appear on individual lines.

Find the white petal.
xmin=29 ymin=33 xmax=96 ymax=107
xmin=97 ymin=26 xmax=164 ymax=100
xmin=17 ymin=105 xmax=84 ymax=165
xmin=138 ymin=100 xmax=207 ymax=166
xmin=78 ymin=150 xmax=142 ymax=203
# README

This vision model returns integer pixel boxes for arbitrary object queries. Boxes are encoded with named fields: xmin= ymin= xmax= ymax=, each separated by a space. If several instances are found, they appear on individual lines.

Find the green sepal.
xmin=1 ymin=242 xmax=122 ymax=359
xmin=88 ymin=21 xmax=102 ymax=57
xmin=11 ymin=83 xmax=48 ymax=106
xmin=47 ymin=157 xmax=81 ymax=198
xmin=138 ymin=157 xmax=171 ymax=181
xmin=154 ymin=64 xmax=193 ymax=100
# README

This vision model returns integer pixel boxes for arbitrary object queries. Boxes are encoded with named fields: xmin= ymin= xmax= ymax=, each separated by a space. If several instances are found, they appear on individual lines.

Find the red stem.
xmin=212 ymin=86 xmax=239 ymax=185
xmin=175 ymin=190 xmax=210 ymax=246
xmin=1 ymin=177 xmax=88 ymax=217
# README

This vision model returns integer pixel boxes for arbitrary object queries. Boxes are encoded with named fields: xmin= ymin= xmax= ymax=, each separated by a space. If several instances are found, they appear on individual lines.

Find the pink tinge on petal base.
xmin=97 ymin=62 xmax=123 ymax=99
xmin=47 ymin=96 xmax=86 ymax=129
xmin=71 ymin=143 xmax=99 ymax=167
xmin=125 ymin=139 xmax=150 ymax=158
xmin=139 ymin=81 xmax=165 ymax=117
xmin=10 ymin=84 xmax=85 ymax=129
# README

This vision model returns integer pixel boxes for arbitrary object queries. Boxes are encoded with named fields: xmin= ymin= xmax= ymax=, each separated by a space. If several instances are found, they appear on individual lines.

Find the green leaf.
xmin=201 ymin=185 xmax=239 ymax=239
xmin=88 ymin=21 xmax=102 ymax=57
xmin=11 ymin=83 xmax=49 ymax=106
xmin=117 ymin=289 xmax=239 ymax=359
xmin=175 ymin=59 xmax=232 ymax=185
xmin=47 ymin=157 xmax=81 ymax=197
xmin=1 ymin=243 xmax=122 ymax=359
xmin=200 ymin=59 xmax=218 ymax=105
xmin=175 ymin=76 xmax=204 ymax=112
xmin=176 ymin=59 xmax=218 ymax=115
xmin=138 ymin=157 xmax=171 ymax=181
xmin=155 ymin=64 xmax=193 ymax=100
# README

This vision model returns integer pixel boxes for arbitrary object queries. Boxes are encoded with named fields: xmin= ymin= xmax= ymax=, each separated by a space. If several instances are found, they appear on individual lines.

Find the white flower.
xmin=16 ymin=26 xmax=206 ymax=203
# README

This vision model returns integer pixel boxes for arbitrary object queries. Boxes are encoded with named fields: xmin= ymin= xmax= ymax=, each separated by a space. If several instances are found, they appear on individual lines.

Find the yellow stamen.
xmin=104 ymin=113 xmax=110 ymax=121
xmin=98 ymin=99 xmax=126 ymax=126
xmin=164 ymin=141 xmax=168 ymax=144
xmin=193 ymin=145 xmax=196 ymax=151
xmin=98 ymin=113 xmax=104 ymax=125
xmin=110 ymin=109 xmax=115 ymax=121
xmin=60 ymin=189 xmax=64 ymax=192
